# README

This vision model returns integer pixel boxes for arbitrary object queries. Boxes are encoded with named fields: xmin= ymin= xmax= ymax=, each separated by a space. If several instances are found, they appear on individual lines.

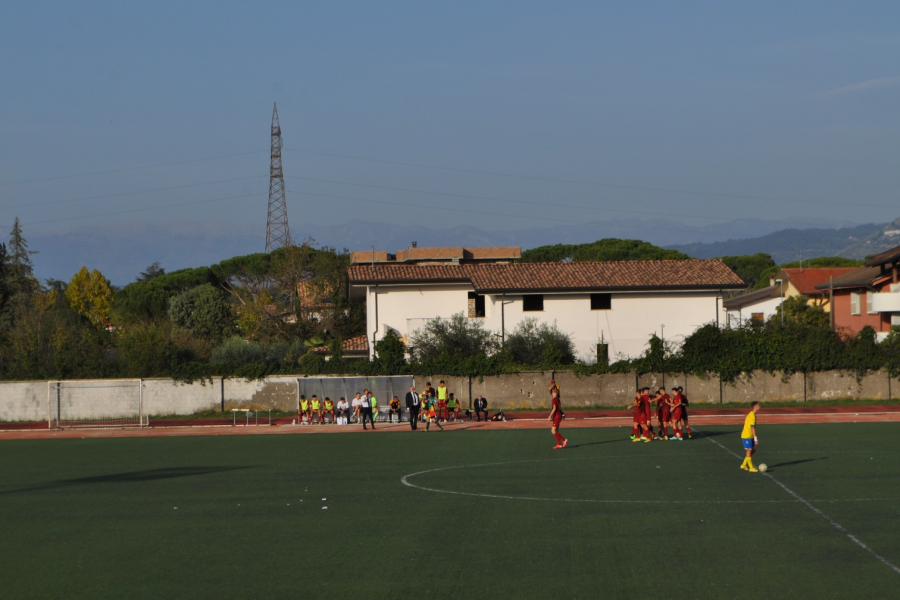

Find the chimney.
xmin=769 ymin=274 xmax=775 ymax=287
xmin=412 ymin=241 xmax=417 ymax=248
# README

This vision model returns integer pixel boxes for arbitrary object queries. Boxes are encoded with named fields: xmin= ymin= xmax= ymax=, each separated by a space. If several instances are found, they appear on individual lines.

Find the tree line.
xmin=0 ymin=227 xmax=896 ymax=382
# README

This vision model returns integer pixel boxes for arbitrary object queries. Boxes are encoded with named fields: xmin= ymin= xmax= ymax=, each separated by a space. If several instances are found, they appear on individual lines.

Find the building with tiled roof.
xmin=814 ymin=244 xmax=900 ymax=337
xmin=348 ymin=258 xmax=744 ymax=361
xmin=310 ymin=335 xmax=369 ymax=359
xmin=723 ymin=267 xmax=857 ymax=326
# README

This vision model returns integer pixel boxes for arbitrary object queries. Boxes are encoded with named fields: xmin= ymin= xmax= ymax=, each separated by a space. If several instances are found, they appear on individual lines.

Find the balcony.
xmin=870 ymin=292 xmax=900 ymax=313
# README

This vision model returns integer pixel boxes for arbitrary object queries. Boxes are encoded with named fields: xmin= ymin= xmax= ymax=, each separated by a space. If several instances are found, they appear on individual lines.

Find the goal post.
xmin=48 ymin=379 xmax=146 ymax=430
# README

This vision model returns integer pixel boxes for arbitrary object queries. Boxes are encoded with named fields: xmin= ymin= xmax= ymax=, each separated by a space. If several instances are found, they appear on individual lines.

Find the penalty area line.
xmin=704 ymin=435 xmax=900 ymax=576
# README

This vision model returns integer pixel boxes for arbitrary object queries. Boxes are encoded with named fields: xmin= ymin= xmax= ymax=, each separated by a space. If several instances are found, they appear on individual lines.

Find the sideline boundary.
xmin=704 ymin=434 xmax=900 ymax=576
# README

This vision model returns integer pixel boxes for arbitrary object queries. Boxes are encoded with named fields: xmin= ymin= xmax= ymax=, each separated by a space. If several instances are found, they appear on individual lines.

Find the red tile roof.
xmin=348 ymin=260 xmax=744 ymax=292
xmin=310 ymin=335 xmax=369 ymax=355
xmin=780 ymin=268 xmax=858 ymax=295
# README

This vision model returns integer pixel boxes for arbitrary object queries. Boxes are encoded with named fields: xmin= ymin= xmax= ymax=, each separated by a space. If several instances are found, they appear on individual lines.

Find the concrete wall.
xmin=2 ymin=370 xmax=898 ymax=422
xmin=806 ymin=370 xmax=890 ymax=401
xmin=0 ymin=381 xmax=48 ymax=422
xmin=723 ymin=371 xmax=805 ymax=403
xmin=144 ymin=378 xmax=222 ymax=416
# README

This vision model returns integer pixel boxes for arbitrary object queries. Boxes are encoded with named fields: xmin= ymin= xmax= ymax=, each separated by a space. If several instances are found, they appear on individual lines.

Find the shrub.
xmin=408 ymin=313 xmax=497 ymax=362
xmin=505 ymin=318 xmax=576 ymax=366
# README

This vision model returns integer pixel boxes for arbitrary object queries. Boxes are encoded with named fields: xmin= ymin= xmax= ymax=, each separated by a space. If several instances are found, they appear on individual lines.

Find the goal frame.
xmin=47 ymin=379 xmax=146 ymax=430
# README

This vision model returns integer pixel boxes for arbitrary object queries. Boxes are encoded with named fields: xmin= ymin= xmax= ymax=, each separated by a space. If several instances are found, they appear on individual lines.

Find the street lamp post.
xmin=775 ymin=278 xmax=784 ymax=325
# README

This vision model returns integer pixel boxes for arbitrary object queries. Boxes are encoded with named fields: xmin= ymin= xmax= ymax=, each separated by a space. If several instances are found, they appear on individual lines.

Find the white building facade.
xmin=349 ymin=260 xmax=745 ymax=362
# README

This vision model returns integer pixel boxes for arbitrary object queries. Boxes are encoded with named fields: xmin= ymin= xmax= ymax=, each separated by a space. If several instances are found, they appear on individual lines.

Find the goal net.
xmin=49 ymin=379 xmax=145 ymax=429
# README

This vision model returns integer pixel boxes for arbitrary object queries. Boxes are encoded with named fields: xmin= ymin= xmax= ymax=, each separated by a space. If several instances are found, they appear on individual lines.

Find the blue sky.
xmin=1 ymin=1 xmax=898 ymax=241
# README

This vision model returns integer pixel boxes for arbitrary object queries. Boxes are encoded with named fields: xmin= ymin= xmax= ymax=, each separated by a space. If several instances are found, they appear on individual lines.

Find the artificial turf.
xmin=1 ymin=423 xmax=898 ymax=599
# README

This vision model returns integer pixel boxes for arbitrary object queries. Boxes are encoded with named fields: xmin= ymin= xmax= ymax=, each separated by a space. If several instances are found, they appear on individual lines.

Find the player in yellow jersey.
xmin=310 ymin=395 xmax=322 ymax=424
xmin=299 ymin=395 xmax=311 ymax=425
xmin=740 ymin=401 xmax=761 ymax=472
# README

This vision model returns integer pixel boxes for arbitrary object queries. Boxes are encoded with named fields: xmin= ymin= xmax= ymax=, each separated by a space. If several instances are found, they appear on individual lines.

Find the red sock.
xmin=686 ymin=425 xmax=692 ymax=436
xmin=631 ymin=426 xmax=637 ymax=436
xmin=554 ymin=432 xmax=562 ymax=444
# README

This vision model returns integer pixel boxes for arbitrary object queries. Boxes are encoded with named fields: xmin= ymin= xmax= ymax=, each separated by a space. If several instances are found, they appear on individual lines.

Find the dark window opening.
xmin=522 ymin=294 xmax=544 ymax=312
xmin=468 ymin=292 xmax=486 ymax=318
xmin=590 ymin=293 xmax=612 ymax=310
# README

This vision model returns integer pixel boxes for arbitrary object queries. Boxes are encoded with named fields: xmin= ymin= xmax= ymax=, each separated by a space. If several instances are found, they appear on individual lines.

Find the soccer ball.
xmin=758 ymin=463 xmax=768 ymax=473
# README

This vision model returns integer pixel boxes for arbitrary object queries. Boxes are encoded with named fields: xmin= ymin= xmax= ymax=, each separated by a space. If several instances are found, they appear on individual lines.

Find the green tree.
xmin=137 ymin=262 xmax=166 ymax=282
xmin=717 ymin=253 xmax=776 ymax=288
xmin=65 ymin=267 xmax=113 ymax=328
xmin=408 ymin=313 xmax=497 ymax=362
xmin=6 ymin=217 xmax=39 ymax=297
xmin=115 ymin=322 xmax=179 ymax=377
xmin=773 ymin=295 xmax=830 ymax=328
xmin=167 ymin=283 xmax=234 ymax=341
xmin=504 ymin=317 xmax=576 ymax=365
xmin=374 ymin=329 xmax=407 ymax=373
xmin=520 ymin=239 xmax=689 ymax=263
xmin=0 ymin=242 xmax=11 ymax=322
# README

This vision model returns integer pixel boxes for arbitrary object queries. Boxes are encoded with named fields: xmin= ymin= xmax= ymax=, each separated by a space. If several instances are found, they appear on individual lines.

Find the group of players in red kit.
xmin=630 ymin=386 xmax=692 ymax=442
xmin=545 ymin=381 xmax=694 ymax=448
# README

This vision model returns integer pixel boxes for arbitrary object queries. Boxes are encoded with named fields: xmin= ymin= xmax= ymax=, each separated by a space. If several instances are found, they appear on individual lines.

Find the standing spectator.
xmin=436 ymin=380 xmax=449 ymax=421
xmin=323 ymin=397 xmax=335 ymax=424
xmin=336 ymin=397 xmax=349 ymax=425
xmin=389 ymin=396 xmax=402 ymax=423
xmin=405 ymin=386 xmax=421 ymax=430
xmin=360 ymin=390 xmax=375 ymax=430
xmin=370 ymin=392 xmax=379 ymax=423
xmin=474 ymin=395 xmax=488 ymax=422
xmin=352 ymin=393 xmax=362 ymax=424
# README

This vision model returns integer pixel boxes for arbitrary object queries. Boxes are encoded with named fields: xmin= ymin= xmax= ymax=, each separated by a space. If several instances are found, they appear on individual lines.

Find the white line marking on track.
xmin=705 ymin=435 xmax=900 ymax=576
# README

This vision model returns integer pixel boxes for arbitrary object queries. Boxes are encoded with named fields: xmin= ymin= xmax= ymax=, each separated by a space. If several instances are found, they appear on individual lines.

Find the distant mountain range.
xmin=668 ymin=219 xmax=900 ymax=263
xmin=25 ymin=216 xmax=896 ymax=287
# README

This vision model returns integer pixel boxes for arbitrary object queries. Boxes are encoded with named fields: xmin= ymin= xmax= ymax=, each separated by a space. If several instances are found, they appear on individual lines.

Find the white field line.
xmin=400 ymin=455 xmax=898 ymax=506
xmin=704 ymin=435 xmax=900 ymax=576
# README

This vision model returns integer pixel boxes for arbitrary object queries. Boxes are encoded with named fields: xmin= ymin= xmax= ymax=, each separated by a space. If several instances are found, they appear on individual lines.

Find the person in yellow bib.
xmin=323 ymin=397 xmax=335 ymax=424
xmin=740 ymin=401 xmax=761 ymax=472
xmin=299 ymin=395 xmax=311 ymax=425
xmin=447 ymin=393 xmax=459 ymax=422
xmin=370 ymin=394 xmax=378 ymax=424
xmin=310 ymin=395 xmax=322 ymax=424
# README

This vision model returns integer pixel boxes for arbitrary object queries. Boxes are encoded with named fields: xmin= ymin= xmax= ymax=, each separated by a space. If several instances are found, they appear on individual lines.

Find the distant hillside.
xmin=24 ymin=216 xmax=868 ymax=287
xmin=668 ymin=223 xmax=884 ymax=264
xmin=837 ymin=218 xmax=900 ymax=259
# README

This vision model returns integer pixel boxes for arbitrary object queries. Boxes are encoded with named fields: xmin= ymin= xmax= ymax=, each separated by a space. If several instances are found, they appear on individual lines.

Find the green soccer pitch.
xmin=2 ymin=423 xmax=899 ymax=599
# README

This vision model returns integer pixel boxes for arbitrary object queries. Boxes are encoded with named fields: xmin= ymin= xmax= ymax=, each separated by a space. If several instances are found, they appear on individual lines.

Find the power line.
xmin=23 ymin=192 xmax=267 ymax=227
xmin=285 ymin=148 xmax=894 ymax=209
xmin=0 ymin=150 xmax=268 ymax=187
xmin=0 ymin=175 xmax=265 ymax=212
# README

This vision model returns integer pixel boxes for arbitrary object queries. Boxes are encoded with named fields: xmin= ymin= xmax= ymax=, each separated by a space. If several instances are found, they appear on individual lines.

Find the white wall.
xmin=367 ymin=284 xmax=472 ymax=357
xmin=365 ymin=284 xmax=726 ymax=361
xmin=725 ymin=296 xmax=783 ymax=328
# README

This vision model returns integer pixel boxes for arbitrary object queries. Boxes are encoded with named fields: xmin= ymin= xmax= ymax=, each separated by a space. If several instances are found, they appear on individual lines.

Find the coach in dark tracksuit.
xmin=405 ymin=386 xmax=421 ymax=430
xmin=474 ymin=395 xmax=488 ymax=422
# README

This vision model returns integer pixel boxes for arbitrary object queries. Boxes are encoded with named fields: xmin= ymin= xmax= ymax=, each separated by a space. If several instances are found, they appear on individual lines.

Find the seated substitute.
xmin=389 ymin=396 xmax=402 ymax=423
xmin=336 ymin=397 xmax=349 ymax=425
